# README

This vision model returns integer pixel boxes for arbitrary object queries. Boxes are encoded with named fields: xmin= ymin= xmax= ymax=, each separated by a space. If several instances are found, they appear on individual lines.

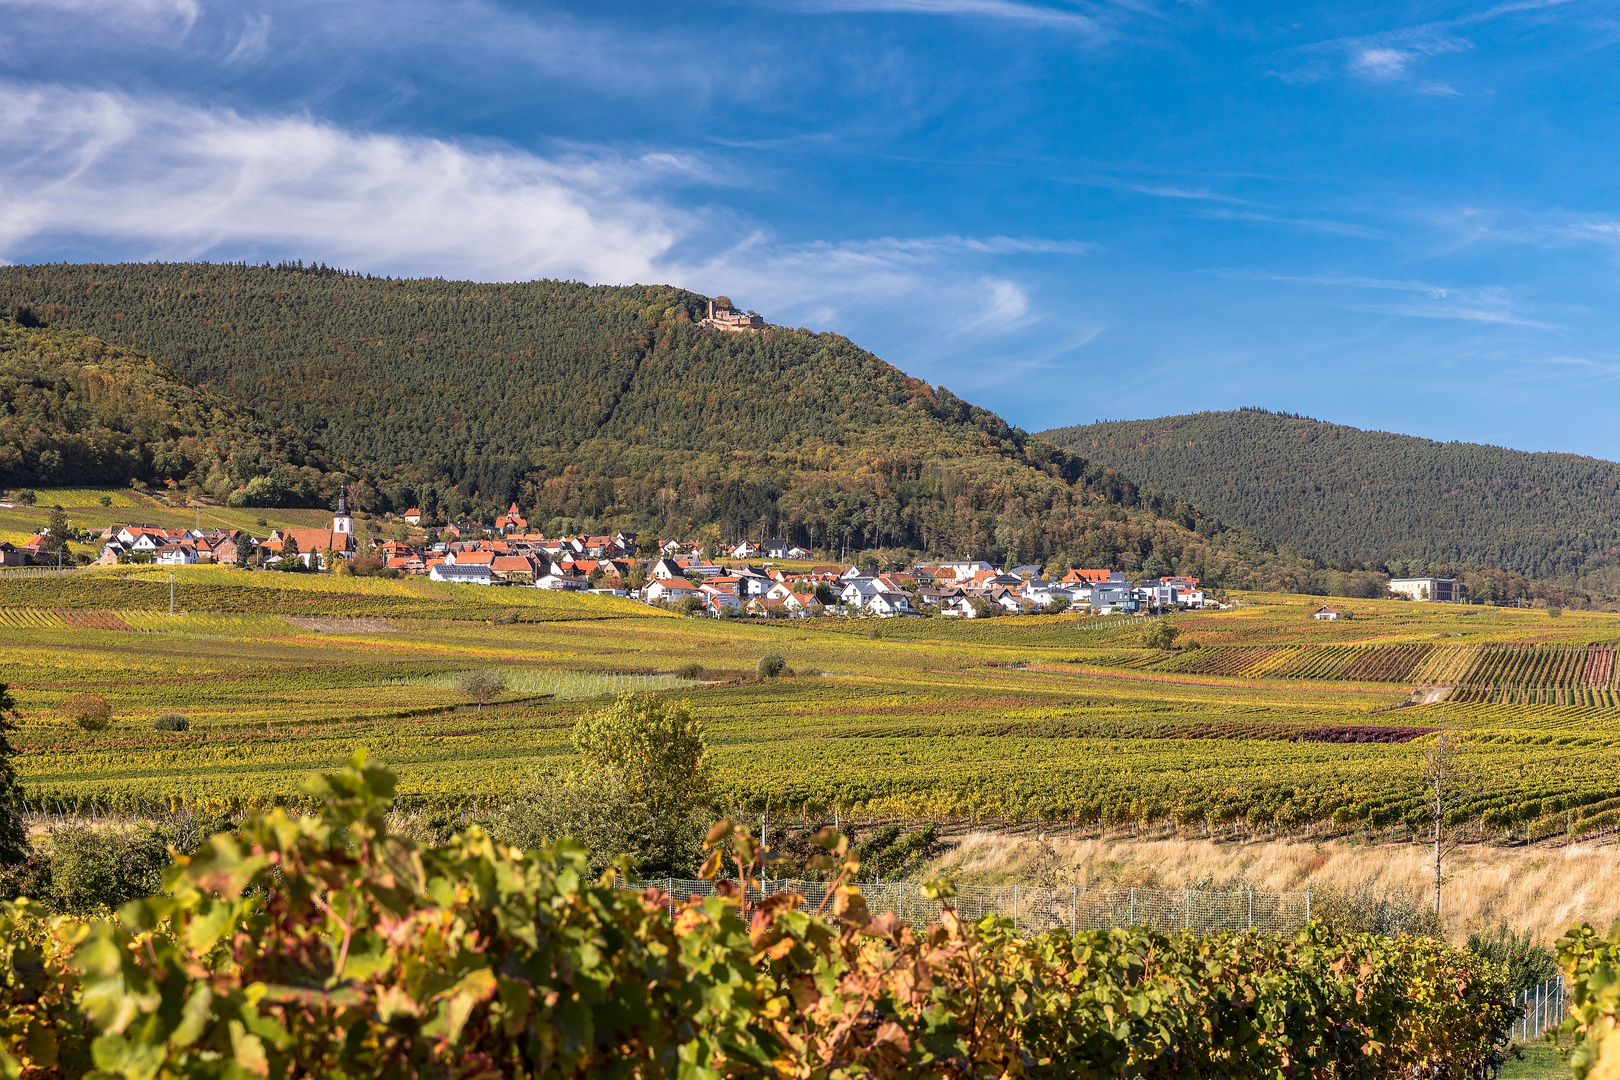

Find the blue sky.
xmin=2 ymin=1 xmax=1619 ymax=458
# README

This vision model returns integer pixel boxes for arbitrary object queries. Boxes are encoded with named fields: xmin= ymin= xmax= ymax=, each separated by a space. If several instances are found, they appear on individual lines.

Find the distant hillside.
xmin=0 ymin=319 xmax=339 ymax=505
xmin=0 ymin=263 xmax=1288 ymax=582
xmin=1041 ymin=409 xmax=1620 ymax=597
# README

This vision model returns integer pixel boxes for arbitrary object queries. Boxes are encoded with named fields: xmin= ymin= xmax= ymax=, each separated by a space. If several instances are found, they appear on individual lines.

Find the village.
xmin=3 ymin=497 xmax=1216 ymax=618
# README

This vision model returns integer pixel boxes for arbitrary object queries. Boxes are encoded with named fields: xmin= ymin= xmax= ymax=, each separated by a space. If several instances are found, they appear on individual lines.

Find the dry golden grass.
xmin=925 ymin=829 xmax=1620 ymax=944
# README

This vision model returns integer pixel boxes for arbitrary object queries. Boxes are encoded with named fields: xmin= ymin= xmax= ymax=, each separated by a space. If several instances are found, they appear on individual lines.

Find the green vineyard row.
xmin=1153 ymin=641 xmax=1620 ymax=688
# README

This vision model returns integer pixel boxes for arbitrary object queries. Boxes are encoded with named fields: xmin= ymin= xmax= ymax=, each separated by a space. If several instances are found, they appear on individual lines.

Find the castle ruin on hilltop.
xmin=701 ymin=299 xmax=767 ymax=332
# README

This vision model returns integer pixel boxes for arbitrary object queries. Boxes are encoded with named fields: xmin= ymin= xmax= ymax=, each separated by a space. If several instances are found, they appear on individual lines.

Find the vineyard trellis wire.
xmin=619 ymin=877 xmax=1313 ymax=935
xmin=1510 ymin=976 xmax=1565 ymax=1044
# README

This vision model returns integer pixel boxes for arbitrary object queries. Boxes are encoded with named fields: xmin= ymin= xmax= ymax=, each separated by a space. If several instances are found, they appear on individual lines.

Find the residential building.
xmin=430 ymin=561 xmax=494 ymax=585
xmin=1389 ymin=577 xmax=1462 ymax=603
xmin=645 ymin=578 xmax=702 ymax=604
xmin=865 ymin=591 xmax=912 ymax=617
xmin=1313 ymin=606 xmax=1341 ymax=621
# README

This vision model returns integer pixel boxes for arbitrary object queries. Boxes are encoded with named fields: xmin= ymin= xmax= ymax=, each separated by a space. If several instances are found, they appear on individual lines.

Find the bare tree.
xmin=1423 ymin=707 xmax=1480 ymax=918
xmin=456 ymin=670 xmax=508 ymax=711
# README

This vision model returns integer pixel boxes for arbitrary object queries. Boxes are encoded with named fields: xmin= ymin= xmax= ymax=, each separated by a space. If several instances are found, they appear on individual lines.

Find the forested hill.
xmin=1040 ymin=409 xmax=1620 ymax=594
xmin=0 ymin=319 xmax=339 ymax=505
xmin=0 ymin=262 xmax=1302 ymax=583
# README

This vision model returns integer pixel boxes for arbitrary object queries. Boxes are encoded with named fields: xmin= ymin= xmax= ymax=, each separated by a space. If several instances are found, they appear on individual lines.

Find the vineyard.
xmin=1148 ymin=641 xmax=1620 ymax=698
xmin=5 ymin=582 xmax=1620 ymax=846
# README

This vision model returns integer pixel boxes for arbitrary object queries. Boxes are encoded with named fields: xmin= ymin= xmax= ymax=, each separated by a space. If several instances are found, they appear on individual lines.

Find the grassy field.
xmin=6 ymin=567 xmax=1620 ymax=854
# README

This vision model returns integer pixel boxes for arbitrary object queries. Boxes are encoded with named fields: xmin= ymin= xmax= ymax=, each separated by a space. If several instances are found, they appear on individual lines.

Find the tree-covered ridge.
xmin=0 ymin=320 xmax=340 ymax=505
xmin=1040 ymin=409 xmax=1620 ymax=595
xmin=0 ymin=262 xmax=1280 ymax=581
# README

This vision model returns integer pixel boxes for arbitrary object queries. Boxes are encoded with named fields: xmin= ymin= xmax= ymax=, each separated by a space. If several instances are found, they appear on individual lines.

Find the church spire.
xmin=334 ymin=493 xmax=354 ymax=535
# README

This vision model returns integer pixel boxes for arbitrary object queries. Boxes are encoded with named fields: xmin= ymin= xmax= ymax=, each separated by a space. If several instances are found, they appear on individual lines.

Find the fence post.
xmin=1013 ymin=884 xmax=1019 ymax=931
xmin=1185 ymin=887 xmax=1191 ymax=930
xmin=1072 ymin=884 xmax=1078 ymax=931
xmin=1305 ymin=888 xmax=1311 ymax=921
xmin=1129 ymin=887 xmax=1135 ymax=925
xmin=1247 ymin=889 xmax=1252 ymax=930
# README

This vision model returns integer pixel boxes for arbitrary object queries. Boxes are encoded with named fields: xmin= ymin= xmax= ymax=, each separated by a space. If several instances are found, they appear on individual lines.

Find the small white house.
xmin=1313 ymin=605 xmax=1341 ymax=621
xmin=430 ymin=562 xmax=494 ymax=585
xmin=536 ymin=570 xmax=589 ymax=591
xmin=155 ymin=542 xmax=198 ymax=566
xmin=865 ymin=591 xmax=913 ymax=617
xmin=645 ymin=578 xmax=701 ymax=604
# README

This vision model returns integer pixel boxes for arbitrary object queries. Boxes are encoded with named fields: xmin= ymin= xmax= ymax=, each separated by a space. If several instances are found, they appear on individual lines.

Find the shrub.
xmin=1308 ymin=877 xmax=1442 ymax=939
xmin=152 ymin=712 xmax=189 ymax=733
xmin=1142 ymin=619 xmax=1182 ymax=650
xmin=1548 ymin=606 xmax=1563 ymax=618
xmin=676 ymin=662 xmax=706 ymax=679
xmin=455 ymin=670 xmax=507 ymax=709
xmin=501 ymin=694 xmax=711 ymax=877
xmin=757 ymin=653 xmax=787 ymax=679
xmin=1466 ymin=923 xmax=1558 ymax=994
xmin=62 ymin=694 xmax=111 ymax=732
xmin=36 ymin=823 xmax=171 ymax=917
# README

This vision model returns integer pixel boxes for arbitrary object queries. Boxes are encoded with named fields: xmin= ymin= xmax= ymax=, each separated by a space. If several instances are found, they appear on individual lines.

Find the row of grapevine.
xmin=1342 ymin=643 xmax=1434 ymax=682
xmin=1450 ymin=685 xmax=1620 ymax=707
xmin=1149 ymin=642 xmax=1620 ymax=690
xmin=1157 ymin=646 xmax=1286 ymax=676
xmin=1411 ymin=645 xmax=1481 ymax=684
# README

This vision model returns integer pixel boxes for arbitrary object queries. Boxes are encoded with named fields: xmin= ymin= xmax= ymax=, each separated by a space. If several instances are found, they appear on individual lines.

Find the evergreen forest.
xmin=0 ymin=319 xmax=338 ymax=506
xmin=1042 ymin=408 xmax=1620 ymax=602
xmin=0 ymin=262 xmax=1330 ymax=586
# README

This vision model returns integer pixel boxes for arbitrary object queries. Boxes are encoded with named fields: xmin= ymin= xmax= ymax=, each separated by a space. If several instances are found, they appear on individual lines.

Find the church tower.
xmin=333 ymin=493 xmax=354 ymax=535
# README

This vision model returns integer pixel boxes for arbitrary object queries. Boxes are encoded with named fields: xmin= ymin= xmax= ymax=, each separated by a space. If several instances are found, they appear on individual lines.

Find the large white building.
xmin=1389 ymin=577 xmax=1462 ymax=603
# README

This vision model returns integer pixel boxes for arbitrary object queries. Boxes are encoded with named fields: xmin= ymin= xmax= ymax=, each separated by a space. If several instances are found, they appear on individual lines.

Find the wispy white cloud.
xmin=0 ymin=83 xmax=686 ymax=282
xmin=222 ymin=11 xmax=272 ymax=65
xmin=1221 ymin=270 xmax=1557 ymax=328
xmin=788 ymin=0 xmax=1102 ymax=30
xmin=1272 ymin=26 xmax=1475 ymax=87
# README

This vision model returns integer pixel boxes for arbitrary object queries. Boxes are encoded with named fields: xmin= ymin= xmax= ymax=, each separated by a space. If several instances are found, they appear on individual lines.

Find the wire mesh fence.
xmin=1511 ymin=977 xmax=1565 ymax=1044
xmin=620 ymin=877 xmax=1313 ymax=935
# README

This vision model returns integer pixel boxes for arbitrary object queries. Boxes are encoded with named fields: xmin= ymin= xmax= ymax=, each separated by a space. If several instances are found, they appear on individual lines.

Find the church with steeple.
xmin=265 ymin=493 xmax=359 ymax=569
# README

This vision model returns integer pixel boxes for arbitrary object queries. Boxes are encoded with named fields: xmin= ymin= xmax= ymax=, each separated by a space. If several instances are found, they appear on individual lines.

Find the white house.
xmin=1313 ymin=605 xmax=1341 ymax=621
xmin=840 ymin=578 xmax=881 ymax=607
xmin=645 ymin=578 xmax=702 ymax=604
xmin=787 ymin=546 xmax=811 ymax=559
xmin=430 ymin=562 xmax=494 ymax=585
xmin=866 ymin=591 xmax=913 ymax=617
xmin=154 ymin=542 xmax=198 ymax=566
xmin=731 ymin=541 xmax=762 ymax=559
xmin=649 ymin=558 xmax=687 ymax=580
xmin=939 ymin=596 xmax=978 ymax=618
xmin=535 ymin=569 xmax=589 ymax=591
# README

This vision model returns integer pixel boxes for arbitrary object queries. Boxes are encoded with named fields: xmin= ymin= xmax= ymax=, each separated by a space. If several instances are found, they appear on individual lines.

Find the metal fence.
xmin=622 ymin=877 xmax=1312 ymax=935
xmin=0 ymin=565 xmax=78 ymax=576
xmin=1511 ymin=977 xmax=1565 ymax=1044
